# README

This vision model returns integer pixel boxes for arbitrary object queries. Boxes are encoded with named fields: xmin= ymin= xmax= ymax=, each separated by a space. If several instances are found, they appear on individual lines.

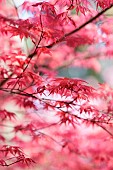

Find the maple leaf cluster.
xmin=0 ymin=0 xmax=113 ymax=170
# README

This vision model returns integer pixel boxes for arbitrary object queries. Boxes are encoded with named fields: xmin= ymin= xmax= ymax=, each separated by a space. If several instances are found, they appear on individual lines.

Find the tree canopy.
xmin=0 ymin=0 xmax=113 ymax=169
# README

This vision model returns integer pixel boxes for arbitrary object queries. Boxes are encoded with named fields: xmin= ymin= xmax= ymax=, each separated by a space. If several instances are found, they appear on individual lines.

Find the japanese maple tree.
xmin=0 ymin=0 xmax=113 ymax=169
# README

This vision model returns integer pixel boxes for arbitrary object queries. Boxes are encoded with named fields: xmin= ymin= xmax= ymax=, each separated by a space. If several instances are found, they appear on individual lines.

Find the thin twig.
xmin=95 ymin=122 xmax=113 ymax=137
xmin=46 ymin=3 xmax=113 ymax=48
xmin=25 ymin=3 xmax=113 ymax=61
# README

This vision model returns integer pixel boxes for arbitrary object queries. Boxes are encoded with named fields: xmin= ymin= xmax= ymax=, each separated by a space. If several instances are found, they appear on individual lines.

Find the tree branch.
xmin=46 ymin=4 xmax=113 ymax=48
xmin=27 ymin=4 xmax=113 ymax=59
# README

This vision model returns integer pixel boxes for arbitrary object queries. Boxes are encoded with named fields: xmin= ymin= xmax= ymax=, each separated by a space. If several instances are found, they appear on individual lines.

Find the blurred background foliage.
xmin=58 ymin=5 xmax=113 ymax=87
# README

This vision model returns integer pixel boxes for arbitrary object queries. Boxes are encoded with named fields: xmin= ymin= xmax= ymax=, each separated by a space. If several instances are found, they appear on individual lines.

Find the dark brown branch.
xmin=46 ymin=4 xmax=113 ymax=48
xmin=27 ymin=4 xmax=113 ymax=59
xmin=95 ymin=122 xmax=113 ymax=137
xmin=65 ymin=4 xmax=113 ymax=37
xmin=0 ymin=3 xmax=112 ymax=89
xmin=0 ymin=73 xmax=13 ymax=88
